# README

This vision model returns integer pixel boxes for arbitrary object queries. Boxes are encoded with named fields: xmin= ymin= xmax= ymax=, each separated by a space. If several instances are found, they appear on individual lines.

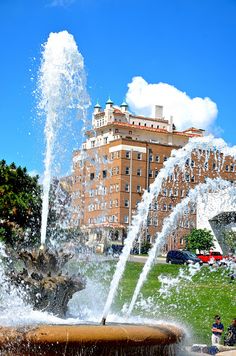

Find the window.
xmin=129 ymin=131 xmax=132 ymax=135
xmin=212 ymin=162 xmax=216 ymax=170
xmin=109 ymin=200 xmax=112 ymax=208
xmin=191 ymin=176 xmax=195 ymax=182
xmin=226 ymin=165 xmax=229 ymax=172
xmin=168 ymin=204 xmax=173 ymax=211
xmin=137 ymin=153 xmax=142 ymax=160
xmin=125 ymin=167 xmax=130 ymax=175
xmin=110 ymin=185 xmax=113 ymax=193
xmin=137 ymin=185 xmax=141 ymax=193
xmin=116 ymin=166 xmax=119 ymax=174
xmin=124 ymin=199 xmax=129 ymax=207
xmin=103 ymin=137 xmax=108 ymax=144
xmin=174 ymin=189 xmax=178 ymax=197
xmin=168 ymin=189 xmax=173 ymax=197
xmin=126 ymin=151 xmax=130 ymax=159
xmin=163 ymin=189 xmax=167 ymax=197
xmin=102 ymin=170 xmax=107 ymax=178
xmin=116 ymin=184 xmax=119 ymax=192
xmin=149 ymin=170 xmax=153 ymax=178
xmin=149 ymin=154 xmax=153 ymax=162
xmin=163 ymin=204 xmax=167 ymax=211
xmin=163 ymin=156 xmax=167 ymax=162
xmin=185 ymin=173 xmax=190 ymax=182
xmin=191 ymin=160 xmax=195 ymax=168
xmin=155 ymin=169 xmax=159 ymax=177
xmin=125 ymin=184 xmax=129 ymax=192
xmin=103 ymin=155 xmax=108 ymax=161
xmin=90 ymin=173 xmax=95 ymax=180
xmin=180 ymin=190 xmax=184 ymax=197
xmin=115 ymin=129 xmax=119 ymax=133
xmin=91 ymin=140 xmax=95 ymax=148
xmin=231 ymin=164 xmax=234 ymax=172
xmin=155 ymin=155 xmax=160 ymax=162
xmin=137 ymin=168 xmax=141 ymax=176
xmin=204 ymin=162 xmax=208 ymax=169
xmin=136 ymin=200 xmax=140 ymax=206
xmin=124 ymin=216 xmax=129 ymax=223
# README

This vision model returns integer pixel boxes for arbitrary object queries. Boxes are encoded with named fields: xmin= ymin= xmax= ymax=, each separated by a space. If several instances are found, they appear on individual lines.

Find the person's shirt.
xmin=212 ymin=322 xmax=224 ymax=336
xmin=224 ymin=325 xmax=236 ymax=346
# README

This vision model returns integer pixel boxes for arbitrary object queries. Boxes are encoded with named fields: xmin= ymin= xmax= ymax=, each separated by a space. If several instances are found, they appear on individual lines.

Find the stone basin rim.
xmin=0 ymin=323 xmax=184 ymax=346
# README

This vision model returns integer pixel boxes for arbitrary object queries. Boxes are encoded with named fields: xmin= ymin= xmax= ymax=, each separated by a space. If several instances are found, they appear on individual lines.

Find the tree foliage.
xmin=223 ymin=230 xmax=236 ymax=253
xmin=185 ymin=228 xmax=215 ymax=252
xmin=0 ymin=160 xmax=42 ymax=246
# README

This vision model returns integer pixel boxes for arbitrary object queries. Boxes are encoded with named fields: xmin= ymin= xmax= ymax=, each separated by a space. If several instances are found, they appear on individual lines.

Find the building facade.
xmin=71 ymin=99 xmax=236 ymax=252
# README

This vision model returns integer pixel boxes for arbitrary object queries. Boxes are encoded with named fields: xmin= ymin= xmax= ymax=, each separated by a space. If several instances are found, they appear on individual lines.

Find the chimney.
xmin=155 ymin=105 xmax=163 ymax=119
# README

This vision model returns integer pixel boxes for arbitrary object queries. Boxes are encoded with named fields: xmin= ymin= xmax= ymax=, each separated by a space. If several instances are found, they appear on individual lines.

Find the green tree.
xmin=0 ymin=160 xmax=42 ymax=246
xmin=223 ymin=230 xmax=236 ymax=253
xmin=185 ymin=228 xmax=215 ymax=253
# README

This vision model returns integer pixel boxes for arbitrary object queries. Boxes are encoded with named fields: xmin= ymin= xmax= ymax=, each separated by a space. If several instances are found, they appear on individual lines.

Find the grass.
xmin=112 ymin=262 xmax=236 ymax=345
xmin=71 ymin=257 xmax=235 ymax=344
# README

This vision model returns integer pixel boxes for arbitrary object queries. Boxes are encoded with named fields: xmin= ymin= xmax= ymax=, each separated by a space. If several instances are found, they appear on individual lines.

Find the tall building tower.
xmin=71 ymin=100 xmax=235 ymax=252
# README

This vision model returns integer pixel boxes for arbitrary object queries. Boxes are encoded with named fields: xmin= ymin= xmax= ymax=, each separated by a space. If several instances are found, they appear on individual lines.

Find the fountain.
xmin=1 ymin=30 xmax=236 ymax=355
xmin=0 ymin=30 xmax=185 ymax=355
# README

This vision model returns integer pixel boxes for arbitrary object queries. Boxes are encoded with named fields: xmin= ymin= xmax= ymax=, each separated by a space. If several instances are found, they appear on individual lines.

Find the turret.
xmin=120 ymin=101 xmax=128 ymax=113
xmin=94 ymin=102 xmax=102 ymax=114
xmin=106 ymin=97 xmax=114 ymax=109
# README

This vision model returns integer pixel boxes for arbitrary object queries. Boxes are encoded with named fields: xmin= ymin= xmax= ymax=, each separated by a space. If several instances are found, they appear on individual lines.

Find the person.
xmin=224 ymin=318 xmax=236 ymax=346
xmin=211 ymin=315 xmax=224 ymax=346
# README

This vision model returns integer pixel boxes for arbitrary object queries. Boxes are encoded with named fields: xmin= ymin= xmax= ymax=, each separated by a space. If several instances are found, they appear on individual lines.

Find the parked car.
xmin=166 ymin=250 xmax=203 ymax=265
xmin=196 ymin=251 xmax=223 ymax=264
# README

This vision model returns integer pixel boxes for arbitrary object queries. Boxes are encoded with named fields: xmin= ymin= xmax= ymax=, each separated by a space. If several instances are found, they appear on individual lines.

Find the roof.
xmin=183 ymin=127 xmax=205 ymax=132
xmin=110 ymin=122 xmax=203 ymax=138
xmin=106 ymin=97 xmax=114 ymax=105
xmin=94 ymin=102 xmax=101 ymax=109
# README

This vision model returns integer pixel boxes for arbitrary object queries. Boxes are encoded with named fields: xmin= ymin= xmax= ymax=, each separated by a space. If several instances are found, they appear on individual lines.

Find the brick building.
xmin=71 ymin=99 xmax=236 ymax=252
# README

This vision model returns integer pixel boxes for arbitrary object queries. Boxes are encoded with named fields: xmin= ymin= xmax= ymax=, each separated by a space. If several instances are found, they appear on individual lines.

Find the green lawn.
xmin=72 ymin=258 xmax=236 ymax=345
xmin=112 ymin=262 xmax=236 ymax=345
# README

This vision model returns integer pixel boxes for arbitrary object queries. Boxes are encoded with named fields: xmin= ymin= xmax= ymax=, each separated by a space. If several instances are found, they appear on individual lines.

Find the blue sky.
xmin=0 ymin=0 xmax=236 ymax=175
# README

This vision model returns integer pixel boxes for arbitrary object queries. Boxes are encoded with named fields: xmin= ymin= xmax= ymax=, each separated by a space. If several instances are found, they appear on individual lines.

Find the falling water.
xmin=102 ymin=136 xmax=236 ymax=320
xmin=37 ymin=31 xmax=89 ymax=246
xmin=127 ymin=178 xmax=236 ymax=314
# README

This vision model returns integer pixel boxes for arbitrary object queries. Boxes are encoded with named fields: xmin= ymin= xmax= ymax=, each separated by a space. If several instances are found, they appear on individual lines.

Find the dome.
xmin=106 ymin=97 xmax=114 ymax=105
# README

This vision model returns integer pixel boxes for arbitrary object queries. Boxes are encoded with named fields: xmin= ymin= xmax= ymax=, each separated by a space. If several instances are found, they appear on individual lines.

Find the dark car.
xmin=166 ymin=250 xmax=203 ymax=265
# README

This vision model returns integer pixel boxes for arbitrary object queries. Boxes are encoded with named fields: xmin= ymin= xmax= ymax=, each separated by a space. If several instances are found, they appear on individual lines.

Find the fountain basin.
xmin=0 ymin=323 xmax=184 ymax=355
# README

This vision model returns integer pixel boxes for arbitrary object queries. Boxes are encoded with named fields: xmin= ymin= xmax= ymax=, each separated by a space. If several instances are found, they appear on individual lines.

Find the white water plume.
xmin=37 ymin=31 xmax=90 ymax=246
xmin=128 ymin=178 xmax=236 ymax=314
xmin=102 ymin=135 xmax=236 ymax=320
xmin=158 ymin=263 xmax=201 ymax=299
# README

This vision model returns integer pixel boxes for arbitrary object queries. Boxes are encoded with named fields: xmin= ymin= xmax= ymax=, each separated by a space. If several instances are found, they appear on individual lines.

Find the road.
xmin=128 ymin=255 xmax=166 ymax=264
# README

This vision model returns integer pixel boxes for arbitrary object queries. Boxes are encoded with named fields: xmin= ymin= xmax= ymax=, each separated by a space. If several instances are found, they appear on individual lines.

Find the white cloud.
xmin=125 ymin=76 xmax=218 ymax=131
xmin=49 ymin=0 xmax=75 ymax=7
